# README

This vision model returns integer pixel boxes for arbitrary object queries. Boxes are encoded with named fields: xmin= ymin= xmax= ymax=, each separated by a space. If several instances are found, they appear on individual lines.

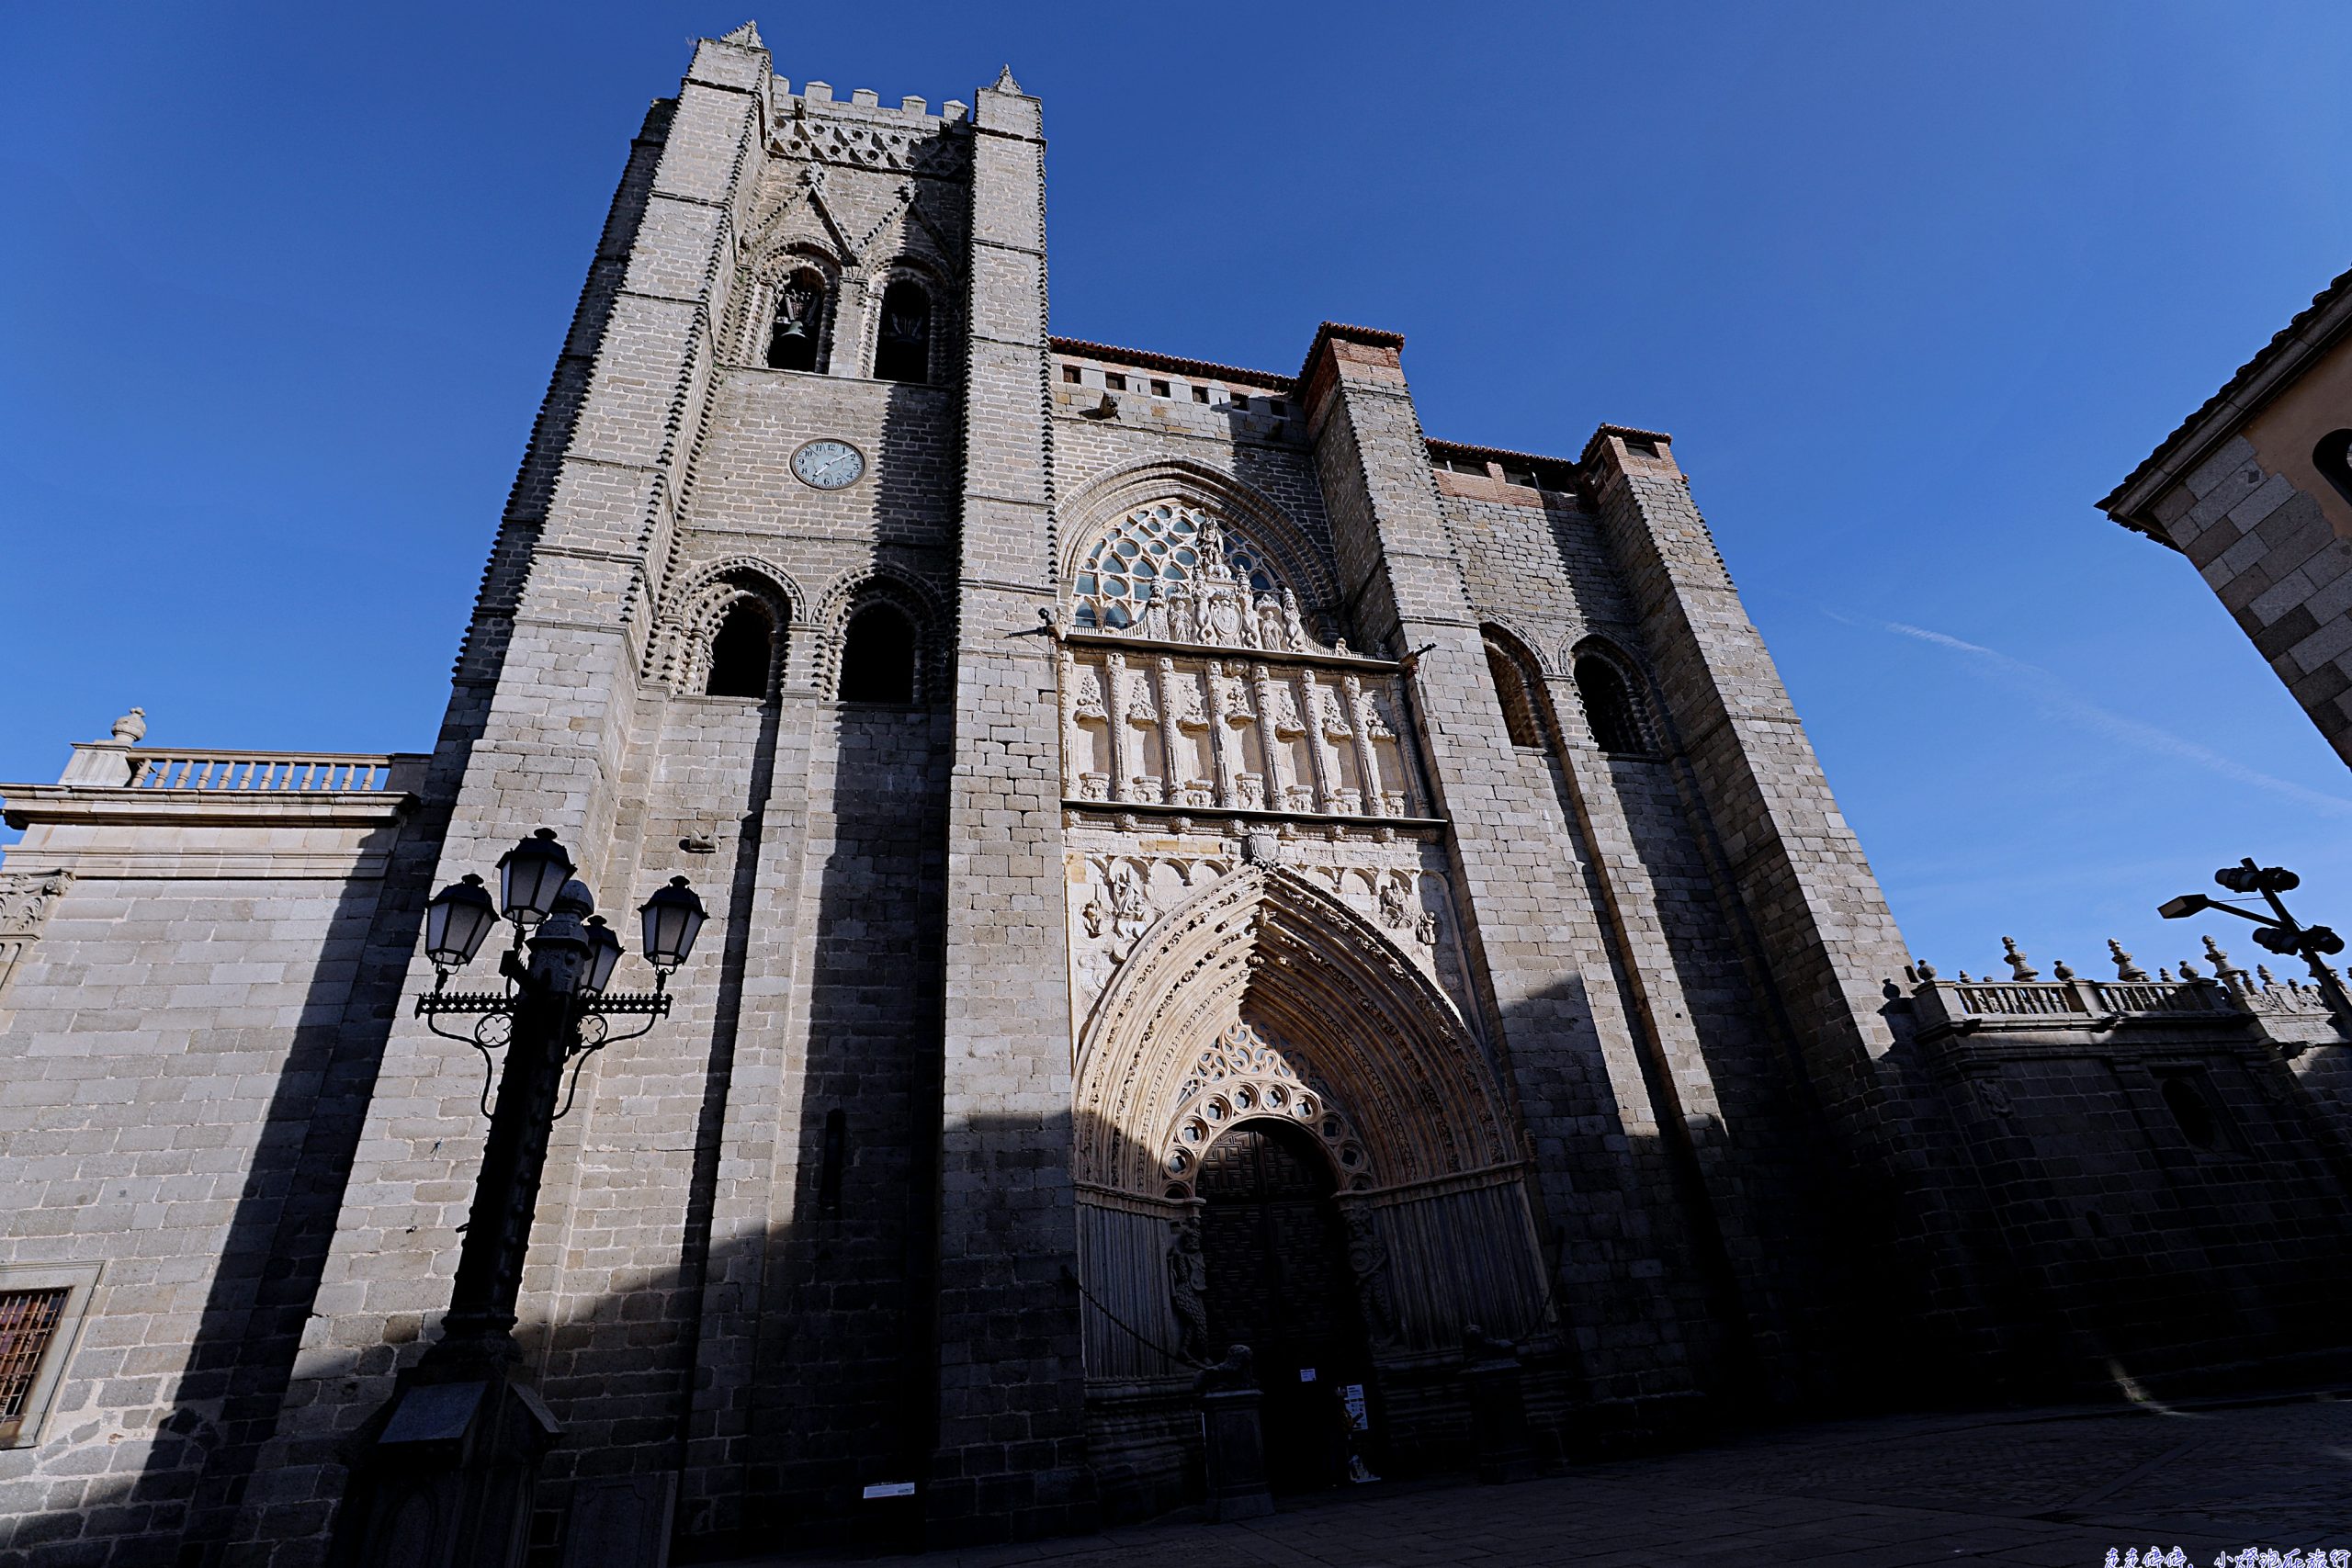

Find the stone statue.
xmin=1341 ymin=1204 xmax=1397 ymax=1344
xmin=1280 ymin=589 xmax=1308 ymax=652
xmin=1254 ymin=593 xmax=1285 ymax=651
xmin=1168 ymin=583 xmax=1198 ymax=644
xmin=1137 ymin=592 xmax=1170 ymax=641
xmin=1167 ymin=1219 xmax=1211 ymax=1364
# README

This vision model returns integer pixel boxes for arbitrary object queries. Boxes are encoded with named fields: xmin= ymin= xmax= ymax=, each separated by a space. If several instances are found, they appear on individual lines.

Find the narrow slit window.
xmin=1063 ymin=365 xmax=1082 ymax=384
xmin=1575 ymin=655 xmax=1644 ymax=753
xmin=766 ymin=270 xmax=826 ymax=373
xmin=839 ymin=604 xmax=918 ymax=704
xmin=819 ymin=1108 xmax=847 ymax=1211
xmin=874 ymin=281 xmax=932 ymax=384
xmin=706 ymin=602 xmax=775 ymax=698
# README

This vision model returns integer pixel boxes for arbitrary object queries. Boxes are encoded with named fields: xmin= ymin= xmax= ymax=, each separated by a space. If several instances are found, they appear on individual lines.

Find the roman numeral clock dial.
xmin=791 ymin=437 xmax=865 ymax=490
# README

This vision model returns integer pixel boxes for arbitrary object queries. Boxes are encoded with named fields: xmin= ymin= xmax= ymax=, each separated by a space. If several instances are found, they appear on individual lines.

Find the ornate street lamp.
xmin=2159 ymin=857 xmax=2352 ymax=1025
xmin=338 ymin=830 xmax=707 ymax=1568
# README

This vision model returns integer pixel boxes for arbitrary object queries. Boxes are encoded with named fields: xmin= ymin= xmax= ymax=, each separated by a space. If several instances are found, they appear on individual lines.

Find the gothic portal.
xmin=6 ymin=23 xmax=2352 ymax=1568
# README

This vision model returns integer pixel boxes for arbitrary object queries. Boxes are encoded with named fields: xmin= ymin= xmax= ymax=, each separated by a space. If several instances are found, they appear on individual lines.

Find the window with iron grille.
xmin=0 ymin=1290 xmax=68 ymax=1442
xmin=0 ymin=1266 xmax=97 ymax=1449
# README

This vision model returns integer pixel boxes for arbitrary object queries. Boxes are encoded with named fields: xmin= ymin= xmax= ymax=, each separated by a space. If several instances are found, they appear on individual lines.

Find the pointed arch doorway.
xmin=1070 ymin=866 xmax=1553 ymax=1498
xmin=1197 ymin=1116 xmax=1368 ymax=1492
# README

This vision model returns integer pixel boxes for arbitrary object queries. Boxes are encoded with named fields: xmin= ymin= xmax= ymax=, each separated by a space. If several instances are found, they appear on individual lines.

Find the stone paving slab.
xmin=722 ymin=1396 xmax=2352 ymax=1568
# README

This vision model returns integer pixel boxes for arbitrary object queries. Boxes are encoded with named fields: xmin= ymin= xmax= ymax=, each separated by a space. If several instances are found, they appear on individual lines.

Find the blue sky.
xmin=6 ymin=1 xmax=2351 ymax=978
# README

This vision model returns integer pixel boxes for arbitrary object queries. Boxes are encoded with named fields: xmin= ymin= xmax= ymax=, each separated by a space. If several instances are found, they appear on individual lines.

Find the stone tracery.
xmin=1070 ymin=866 xmax=1517 ymax=1203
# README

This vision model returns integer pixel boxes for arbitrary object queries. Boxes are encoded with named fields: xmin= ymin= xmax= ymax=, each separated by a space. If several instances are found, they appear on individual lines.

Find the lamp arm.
xmin=2198 ymin=901 xmax=2279 ymax=927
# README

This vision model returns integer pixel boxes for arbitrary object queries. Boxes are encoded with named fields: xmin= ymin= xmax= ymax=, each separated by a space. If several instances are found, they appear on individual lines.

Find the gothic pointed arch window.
xmin=873 ymin=280 xmax=932 ymax=384
xmin=1573 ymin=650 xmax=1646 ymax=754
xmin=706 ymin=599 xmax=779 ymax=697
xmin=1483 ymin=637 xmax=1547 ymax=750
xmin=838 ymin=602 xmax=918 ymax=704
xmin=766 ymin=267 xmax=828 ymax=373
xmin=1070 ymin=502 xmax=1284 ymax=632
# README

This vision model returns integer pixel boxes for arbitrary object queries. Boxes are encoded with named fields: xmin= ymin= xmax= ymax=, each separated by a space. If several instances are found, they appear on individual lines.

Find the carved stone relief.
xmin=0 ymin=870 xmax=71 ymax=1002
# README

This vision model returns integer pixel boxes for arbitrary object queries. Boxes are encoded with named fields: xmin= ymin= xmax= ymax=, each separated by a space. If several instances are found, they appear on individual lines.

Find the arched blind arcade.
xmin=1574 ymin=654 xmax=1645 ymax=754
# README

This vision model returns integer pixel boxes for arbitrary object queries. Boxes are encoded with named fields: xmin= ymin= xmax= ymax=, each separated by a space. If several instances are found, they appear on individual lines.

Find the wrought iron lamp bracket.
xmin=414 ymin=978 xmax=672 ymax=1120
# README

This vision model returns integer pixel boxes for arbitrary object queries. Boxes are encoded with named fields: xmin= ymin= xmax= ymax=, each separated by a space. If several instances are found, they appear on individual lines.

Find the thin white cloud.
xmin=1843 ymin=613 xmax=2352 ymax=820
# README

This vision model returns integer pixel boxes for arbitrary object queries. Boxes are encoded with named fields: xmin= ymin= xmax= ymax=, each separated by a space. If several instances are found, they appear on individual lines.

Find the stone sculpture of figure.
xmin=1167 ymin=1219 xmax=1212 ymax=1365
xmin=1254 ymin=593 xmax=1285 ymax=651
xmin=1107 ymin=863 xmax=1149 ymax=942
xmin=1168 ymin=583 xmax=1198 ymax=644
xmin=1377 ymin=878 xmax=1411 ymax=930
xmin=1280 ymin=589 xmax=1308 ymax=652
xmin=1195 ymin=512 xmax=1227 ymax=569
xmin=110 ymin=707 xmax=146 ymax=743
xmin=1137 ymin=592 xmax=1170 ymax=641
xmin=1340 ymin=1204 xmax=1398 ymax=1345
xmin=1198 ymin=1341 xmax=1255 ymax=1394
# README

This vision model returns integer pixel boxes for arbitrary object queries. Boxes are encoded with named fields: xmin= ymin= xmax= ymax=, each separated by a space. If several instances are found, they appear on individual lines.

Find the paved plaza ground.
xmin=735 ymin=1393 xmax=2352 ymax=1568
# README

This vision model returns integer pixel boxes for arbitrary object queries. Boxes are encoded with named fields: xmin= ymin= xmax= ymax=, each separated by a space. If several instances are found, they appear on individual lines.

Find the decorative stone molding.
xmin=1069 ymin=865 xmax=1513 ymax=1204
xmin=0 ymin=869 xmax=71 ymax=1002
xmin=650 ymin=557 xmax=802 ymax=694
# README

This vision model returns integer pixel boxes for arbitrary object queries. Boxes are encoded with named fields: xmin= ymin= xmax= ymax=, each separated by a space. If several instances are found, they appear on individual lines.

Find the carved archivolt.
xmin=1071 ymin=866 xmax=1515 ymax=1202
xmin=648 ymin=557 xmax=803 ymax=693
xmin=808 ymin=564 xmax=953 ymax=701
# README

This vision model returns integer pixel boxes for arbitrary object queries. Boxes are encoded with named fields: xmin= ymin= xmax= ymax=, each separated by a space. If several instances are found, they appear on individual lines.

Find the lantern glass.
xmin=582 ymin=916 xmax=624 ymax=994
xmin=639 ymin=876 xmax=707 ymax=971
xmin=424 ymin=874 xmax=499 ymax=970
xmin=496 ymin=829 xmax=575 ymax=925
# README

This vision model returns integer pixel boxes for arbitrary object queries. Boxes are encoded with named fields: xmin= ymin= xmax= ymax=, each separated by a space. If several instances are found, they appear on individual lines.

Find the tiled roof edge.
xmin=2100 ymin=263 xmax=2352 ymax=531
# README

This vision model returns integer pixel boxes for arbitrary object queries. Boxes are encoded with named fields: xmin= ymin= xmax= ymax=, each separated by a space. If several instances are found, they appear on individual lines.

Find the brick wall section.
xmin=926 ymin=75 xmax=1096 ymax=1542
xmin=1299 ymin=328 xmax=1705 ymax=1404
xmin=1582 ymin=435 xmax=2002 ymax=1387
xmin=2149 ymin=435 xmax=2352 ymax=765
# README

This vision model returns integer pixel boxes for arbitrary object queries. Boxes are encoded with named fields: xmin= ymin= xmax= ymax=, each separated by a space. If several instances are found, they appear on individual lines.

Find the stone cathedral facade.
xmin=6 ymin=25 xmax=2352 ymax=1568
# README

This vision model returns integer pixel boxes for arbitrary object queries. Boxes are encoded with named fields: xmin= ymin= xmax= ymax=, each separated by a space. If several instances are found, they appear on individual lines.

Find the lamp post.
xmin=2158 ymin=857 xmax=2352 ymax=1027
xmin=335 ymin=830 xmax=707 ymax=1568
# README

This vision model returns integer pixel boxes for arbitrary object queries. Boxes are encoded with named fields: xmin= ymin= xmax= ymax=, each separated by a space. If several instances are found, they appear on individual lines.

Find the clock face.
xmin=792 ymin=438 xmax=865 ymax=490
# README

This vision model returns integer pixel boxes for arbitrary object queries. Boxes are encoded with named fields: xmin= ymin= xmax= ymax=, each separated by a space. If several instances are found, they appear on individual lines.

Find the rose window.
xmin=1072 ymin=504 xmax=1280 ymax=630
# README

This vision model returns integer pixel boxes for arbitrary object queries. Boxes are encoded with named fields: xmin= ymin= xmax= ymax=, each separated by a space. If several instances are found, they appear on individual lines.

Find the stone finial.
xmin=718 ymin=19 xmax=763 ymax=47
xmin=990 ymin=63 xmax=1023 ymax=94
xmin=2051 ymin=958 xmax=2076 ymax=982
xmin=109 ymin=706 xmax=147 ymax=743
xmin=2258 ymin=964 xmax=2278 ymax=987
xmin=2179 ymin=959 xmax=2201 ymax=980
xmin=2201 ymin=934 xmax=2245 ymax=982
xmin=2108 ymin=940 xmax=2148 ymax=982
xmin=2158 ymin=966 xmax=2174 ymax=982
xmin=2001 ymin=936 xmax=2039 ymax=981
xmin=1915 ymin=960 xmax=1939 ymax=981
